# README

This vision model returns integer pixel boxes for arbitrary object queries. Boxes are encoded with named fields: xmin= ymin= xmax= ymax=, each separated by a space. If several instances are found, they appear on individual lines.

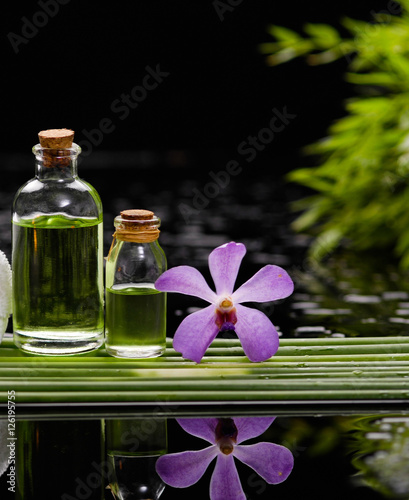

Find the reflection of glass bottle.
xmin=105 ymin=209 xmax=167 ymax=358
xmin=12 ymin=129 xmax=104 ymax=355
xmin=105 ymin=418 xmax=167 ymax=499
xmin=16 ymin=419 xmax=104 ymax=499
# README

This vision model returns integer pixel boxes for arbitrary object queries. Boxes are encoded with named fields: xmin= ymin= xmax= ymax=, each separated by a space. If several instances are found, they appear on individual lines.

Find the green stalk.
xmin=2 ymin=378 xmax=409 ymax=393
xmin=3 ymin=335 xmax=409 ymax=350
xmin=1 ymin=337 xmax=409 ymax=405
xmin=2 ymin=355 xmax=409 ymax=368
xmin=0 ymin=366 xmax=407 ymax=379
xmin=4 ymin=388 xmax=409 ymax=403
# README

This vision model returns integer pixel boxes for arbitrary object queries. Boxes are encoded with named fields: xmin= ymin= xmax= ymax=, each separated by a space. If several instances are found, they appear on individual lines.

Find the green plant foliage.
xmin=261 ymin=1 xmax=409 ymax=267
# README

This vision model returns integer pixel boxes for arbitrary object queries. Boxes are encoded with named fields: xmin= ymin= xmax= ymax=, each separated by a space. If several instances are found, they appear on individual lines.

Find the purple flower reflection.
xmin=156 ymin=417 xmax=294 ymax=500
xmin=155 ymin=242 xmax=294 ymax=363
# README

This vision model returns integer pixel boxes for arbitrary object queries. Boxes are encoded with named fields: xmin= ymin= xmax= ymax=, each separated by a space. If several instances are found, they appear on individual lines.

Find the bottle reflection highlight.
xmin=105 ymin=418 xmax=167 ymax=499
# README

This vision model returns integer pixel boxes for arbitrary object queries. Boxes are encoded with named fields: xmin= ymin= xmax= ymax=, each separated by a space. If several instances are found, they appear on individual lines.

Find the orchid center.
xmin=218 ymin=296 xmax=234 ymax=312
xmin=215 ymin=297 xmax=237 ymax=331
xmin=215 ymin=418 xmax=238 ymax=455
xmin=218 ymin=438 xmax=235 ymax=455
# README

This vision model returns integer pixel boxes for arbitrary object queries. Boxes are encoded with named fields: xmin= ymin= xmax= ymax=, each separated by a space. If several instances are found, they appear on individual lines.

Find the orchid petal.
xmin=234 ymin=442 xmax=294 ymax=484
xmin=232 ymin=265 xmax=294 ymax=304
xmin=210 ymin=454 xmax=245 ymax=500
xmin=208 ymin=242 xmax=246 ymax=296
xmin=176 ymin=418 xmax=218 ymax=444
xmin=234 ymin=417 xmax=276 ymax=444
xmin=155 ymin=266 xmax=217 ymax=303
xmin=173 ymin=304 xmax=219 ymax=363
xmin=234 ymin=304 xmax=279 ymax=362
xmin=156 ymin=446 xmax=218 ymax=488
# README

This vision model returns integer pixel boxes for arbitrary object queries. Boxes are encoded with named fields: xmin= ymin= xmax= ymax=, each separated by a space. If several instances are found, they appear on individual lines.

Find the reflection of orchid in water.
xmin=156 ymin=417 xmax=294 ymax=499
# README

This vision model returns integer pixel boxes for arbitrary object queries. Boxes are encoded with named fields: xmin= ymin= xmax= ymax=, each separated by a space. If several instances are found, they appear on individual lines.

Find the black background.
xmin=0 ymin=0 xmax=397 ymax=287
xmin=0 ymin=5 xmax=404 ymax=499
xmin=2 ymin=0 xmax=390 ymax=157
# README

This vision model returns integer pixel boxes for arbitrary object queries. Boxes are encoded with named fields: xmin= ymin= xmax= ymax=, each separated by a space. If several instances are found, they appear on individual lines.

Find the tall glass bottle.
xmin=16 ymin=419 xmax=104 ymax=499
xmin=105 ymin=209 xmax=167 ymax=358
xmin=12 ymin=129 xmax=104 ymax=355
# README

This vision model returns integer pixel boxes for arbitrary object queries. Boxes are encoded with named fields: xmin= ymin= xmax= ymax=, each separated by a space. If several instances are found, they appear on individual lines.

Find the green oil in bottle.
xmin=12 ymin=214 xmax=104 ymax=355
xmin=105 ymin=283 xmax=166 ymax=358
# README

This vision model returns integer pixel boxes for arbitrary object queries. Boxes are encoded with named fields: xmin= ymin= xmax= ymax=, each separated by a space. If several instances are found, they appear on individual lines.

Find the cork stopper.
xmin=120 ymin=209 xmax=154 ymax=221
xmin=38 ymin=129 xmax=74 ymax=149
xmin=114 ymin=209 xmax=160 ymax=243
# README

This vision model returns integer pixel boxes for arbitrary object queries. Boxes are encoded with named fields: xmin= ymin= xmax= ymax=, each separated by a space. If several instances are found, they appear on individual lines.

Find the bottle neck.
xmin=33 ymin=143 xmax=80 ymax=180
xmin=114 ymin=230 xmax=160 ymax=244
xmin=107 ymin=211 xmax=161 ymax=261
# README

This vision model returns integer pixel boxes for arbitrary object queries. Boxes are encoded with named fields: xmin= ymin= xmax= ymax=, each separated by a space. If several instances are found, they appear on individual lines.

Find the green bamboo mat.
xmin=1 ymin=336 xmax=409 ymax=408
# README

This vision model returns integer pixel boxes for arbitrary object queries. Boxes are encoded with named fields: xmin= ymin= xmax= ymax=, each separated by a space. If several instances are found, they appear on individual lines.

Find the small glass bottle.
xmin=105 ymin=418 xmax=167 ymax=499
xmin=105 ymin=209 xmax=167 ymax=358
xmin=12 ymin=129 xmax=104 ymax=355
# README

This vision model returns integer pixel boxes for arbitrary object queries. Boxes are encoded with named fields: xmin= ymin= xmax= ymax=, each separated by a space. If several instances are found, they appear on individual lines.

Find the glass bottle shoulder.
xmin=12 ymin=176 xmax=103 ymax=222
xmin=106 ymin=241 xmax=167 ymax=288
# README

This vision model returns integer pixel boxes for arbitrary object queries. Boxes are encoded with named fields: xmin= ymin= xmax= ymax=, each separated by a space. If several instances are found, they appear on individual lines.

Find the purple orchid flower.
xmin=155 ymin=241 xmax=294 ymax=363
xmin=156 ymin=417 xmax=294 ymax=500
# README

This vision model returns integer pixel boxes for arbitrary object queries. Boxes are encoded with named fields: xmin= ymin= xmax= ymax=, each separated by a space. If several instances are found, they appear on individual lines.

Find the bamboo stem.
xmin=0 ymin=366 xmax=407 ymax=378
xmin=2 ymin=351 xmax=409 ymax=366
xmin=0 ymin=377 xmax=409 ymax=394
xmin=3 ymin=336 xmax=409 ymax=350
xmin=3 ymin=388 xmax=409 ymax=403
xmin=2 ymin=337 xmax=409 ymax=405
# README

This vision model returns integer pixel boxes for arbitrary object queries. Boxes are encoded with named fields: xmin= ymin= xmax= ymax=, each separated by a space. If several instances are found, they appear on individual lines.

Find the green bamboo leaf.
xmin=289 ymin=194 xmax=323 ymax=211
xmin=396 ymin=228 xmax=409 ymax=255
xmin=345 ymin=72 xmax=403 ymax=89
xmin=307 ymin=48 xmax=346 ymax=65
xmin=388 ymin=53 xmax=409 ymax=78
xmin=345 ymin=96 xmax=396 ymax=115
xmin=303 ymin=23 xmax=341 ymax=48
xmin=291 ymin=207 xmax=324 ymax=232
xmin=399 ymin=249 xmax=409 ymax=269
xmin=291 ymin=196 xmax=336 ymax=232
xmin=288 ymin=167 xmax=336 ymax=192
xmin=258 ymin=42 xmax=282 ymax=54
xmin=341 ymin=16 xmax=375 ymax=39
xmin=329 ymin=115 xmax=369 ymax=134
xmin=309 ymin=228 xmax=344 ymax=261
xmin=265 ymin=48 xmax=298 ymax=65
xmin=267 ymin=24 xmax=302 ymax=43
xmin=400 ymin=0 xmax=409 ymax=13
